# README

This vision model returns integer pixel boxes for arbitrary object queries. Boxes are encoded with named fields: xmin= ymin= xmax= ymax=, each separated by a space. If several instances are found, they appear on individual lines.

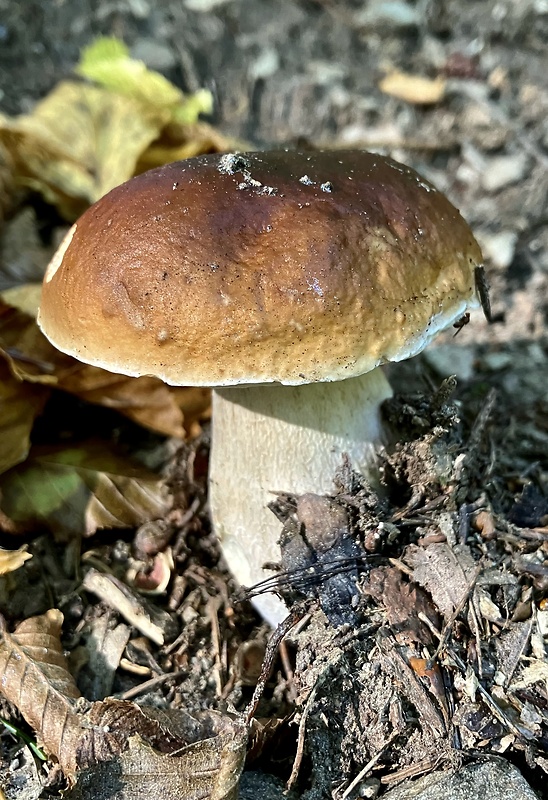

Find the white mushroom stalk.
xmin=209 ymin=369 xmax=392 ymax=625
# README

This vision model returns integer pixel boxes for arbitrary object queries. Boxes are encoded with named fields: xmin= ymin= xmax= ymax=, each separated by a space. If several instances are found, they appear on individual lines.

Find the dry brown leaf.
xmin=58 ymin=369 xmax=186 ymax=439
xmin=0 ymin=292 xmax=76 ymax=384
xmin=495 ymin=620 xmax=533 ymax=686
xmin=0 ymin=609 xmax=84 ymax=777
xmin=0 ymin=545 xmax=32 ymax=575
xmin=362 ymin=565 xmax=439 ymax=645
xmin=0 ymin=294 xmax=191 ymax=437
xmin=0 ymin=611 xmax=247 ymax=794
xmin=406 ymin=542 xmax=476 ymax=620
xmin=136 ymin=121 xmax=243 ymax=173
xmin=0 ymin=444 xmax=170 ymax=538
xmin=379 ymin=70 xmax=446 ymax=104
xmin=0 ymin=360 xmax=50 ymax=475
xmin=69 ymin=705 xmax=247 ymax=800
xmin=0 ymin=141 xmax=16 ymax=230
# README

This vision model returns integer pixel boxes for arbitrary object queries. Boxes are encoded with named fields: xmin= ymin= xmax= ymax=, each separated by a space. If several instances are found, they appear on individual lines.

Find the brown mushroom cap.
xmin=38 ymin=150 xmax=482 ymax=385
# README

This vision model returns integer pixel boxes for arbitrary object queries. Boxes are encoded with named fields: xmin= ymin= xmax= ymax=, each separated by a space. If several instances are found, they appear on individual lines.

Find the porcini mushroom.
xmin=38 ymin=150 xmax=482 ymax=625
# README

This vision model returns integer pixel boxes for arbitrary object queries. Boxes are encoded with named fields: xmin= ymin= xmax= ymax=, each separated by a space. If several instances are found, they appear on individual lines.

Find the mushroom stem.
xmin=209 ymin=367 xmax=392 ymax=625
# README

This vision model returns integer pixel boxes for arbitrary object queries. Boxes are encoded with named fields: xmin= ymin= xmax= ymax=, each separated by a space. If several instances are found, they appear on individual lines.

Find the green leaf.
xmin=0 ymin=717 xmax=47 ymax=759
xmin=0 ymin=445 xmax=170 ymax=538
xmin=76 ymin=37 xmax=212 ymax=122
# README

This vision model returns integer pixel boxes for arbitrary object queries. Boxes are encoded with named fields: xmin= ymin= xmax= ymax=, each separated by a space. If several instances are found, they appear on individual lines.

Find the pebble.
xmin=481 ymin=153 xmax=529 ymax=193
xmin=184 ymin=0 xmax=234 ymax=10
xmin=381 ymin=760 xmax=537 ymax=800
xmin=477 ymin=230 xmax=518 ymax=269
xmin=249 ymin=47 xmax=280 ymax=81
xmin=354 ymin=0 xmax=421 ymax=29
xmin=482 ymin=351 xmax=514 ymax=371
xmin=423 ymin=344 xmax=475 ymax=382
xmin=126 ymin=0 xmax=150 ymax=17
xmin=132 ymin=38 xmax=177 ymax=71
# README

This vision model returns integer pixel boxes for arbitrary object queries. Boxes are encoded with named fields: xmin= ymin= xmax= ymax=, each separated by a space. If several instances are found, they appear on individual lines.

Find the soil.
xmin=0 ymin=1 xmax=547 ymax=799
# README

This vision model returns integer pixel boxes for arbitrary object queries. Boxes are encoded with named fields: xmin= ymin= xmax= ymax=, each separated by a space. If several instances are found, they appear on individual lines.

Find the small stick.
xmin=245 ymin=603 xmax=308 ymax=723
xmin=206 ymin=594 xmax=224 ymax=696
xmin=428 ymin=562 xmax=483 ymax=666
xmin=286 ymin=685 xmax=318 ymax=791
xmin=381 ymin=755 xmax=444 ymax=786
xmin=339 ymin=730 xmax=403 ymax=799
xmin=117 ymin=669 xmax=186 ymax=701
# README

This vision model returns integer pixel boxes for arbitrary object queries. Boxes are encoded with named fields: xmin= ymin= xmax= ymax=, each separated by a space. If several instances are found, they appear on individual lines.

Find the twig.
xmin=338 ymin=729 xmax=403 ymax=799
xmin=206 ymin=594 xmax=224 ymax=696
xmin=387 ymin=557 xmax=414 ymax=578
xmin=82 ymin=567 xmax=173 ymax=646
xmin=117 ymin=669 xmax=186 ymax=701
xmin=381 ymin=754 xmax=445 ymax=786
xmin=286 ymin=685 xmax=318 ymax=792
xmin=3 ymin=347 xmax=55 ymax=373
xmin=279 ymin=639 xmax=297 ymax=703
xmin=428 ymin=562 xmax=483 ymax=666
xmin=245 ymin=603 xmax=309 ymax=723
xmin=468 ymin=389 xmax=498 ymax=451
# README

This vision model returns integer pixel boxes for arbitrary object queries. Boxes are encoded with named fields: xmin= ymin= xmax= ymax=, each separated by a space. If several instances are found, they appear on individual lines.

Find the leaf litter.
xmin=0 ymin=610 xmax=246 ymax=799
xmin=1 ymin=352 xmax=546 ymax=797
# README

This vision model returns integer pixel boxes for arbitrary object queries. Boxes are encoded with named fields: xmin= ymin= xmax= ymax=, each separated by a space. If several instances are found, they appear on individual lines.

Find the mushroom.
xmin=38 ymin=150 xmax=483 ymax=625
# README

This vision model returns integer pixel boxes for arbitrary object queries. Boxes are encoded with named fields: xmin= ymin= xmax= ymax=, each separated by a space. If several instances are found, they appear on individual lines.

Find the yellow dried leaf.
xmin=379 ymin=71 xmax=446 ymax=105
xmin=0 ymin=81 xmax=164 ymax=219
xmin=0 ymin=546 xmax=32 ymax=575
xmin=76 ymin=37 xmax=212 ymax=124
xmin=0 ymin=38 xmax=235 ymax=219
xmin=1 ymin=283 xmax=42 ymax=317
xmin=136 ymin=121 xmax=242 ymax=173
